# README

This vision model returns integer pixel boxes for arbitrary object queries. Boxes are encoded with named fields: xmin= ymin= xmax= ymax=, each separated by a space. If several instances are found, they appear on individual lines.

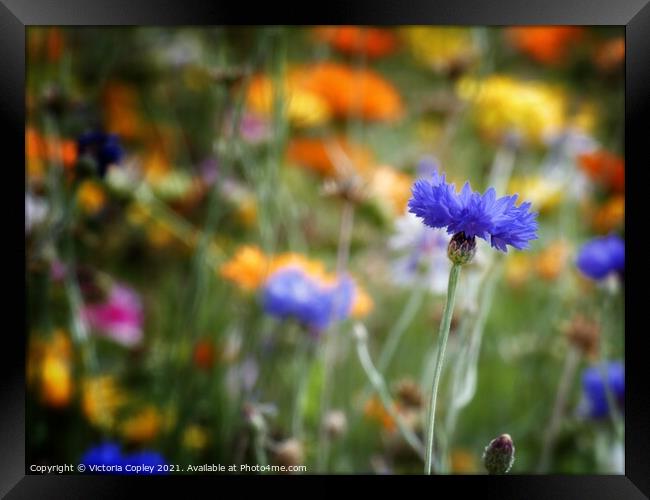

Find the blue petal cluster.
xmin=77 ymin=131 xmax=124 ymax=178
xmin=576 ymin=235 xmax=625 ymax=280
xmin=80 ymin=442 xmax=167 ymax=474
xmin=262 ymin=267 xmax=354 ymax=331
xmin=581 ymin=362 xmax=624 ymax=419
xmin=407 ymin=170 xmax=538 ymax=252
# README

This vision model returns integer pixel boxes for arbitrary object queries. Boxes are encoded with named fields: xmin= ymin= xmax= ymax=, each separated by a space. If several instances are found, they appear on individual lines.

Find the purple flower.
xmin=581 ymin=362 xmax=624 ymax=419
xmin=77 ymin=131 xmax=124 ymax=178
xmin=81 ymin=284 xmax=144 ymax=347
xmin=261 ymin=267 xmax=354 ymax=332
xmin=239 ymin=113 xmax=271 ymax=144
xmin=576 ymin=235 xmax=625 ymax=281
xmin=408 ymin=170 xmax=538 ymax=252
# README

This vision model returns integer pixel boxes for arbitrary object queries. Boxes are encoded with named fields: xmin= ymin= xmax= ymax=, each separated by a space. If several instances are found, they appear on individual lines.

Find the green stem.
xmin=353 ymin=323 xmax=425 ymax=460
xmin=424 ymin=263 xmax=462 ymax=475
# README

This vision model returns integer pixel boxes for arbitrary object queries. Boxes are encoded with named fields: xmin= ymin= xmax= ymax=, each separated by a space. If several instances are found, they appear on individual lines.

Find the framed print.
xmin=3 ymin=0 xmax=649 ymax=497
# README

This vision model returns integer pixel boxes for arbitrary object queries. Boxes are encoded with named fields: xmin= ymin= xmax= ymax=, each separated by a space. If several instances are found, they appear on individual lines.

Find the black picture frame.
xmin=4 ymin=0 xmax=649 ymax=497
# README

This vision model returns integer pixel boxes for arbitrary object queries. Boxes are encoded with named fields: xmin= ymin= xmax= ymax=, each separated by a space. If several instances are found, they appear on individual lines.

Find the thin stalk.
xmin=292 ymin=335 xmax=313 ymax=439
xmin=424 ymin=263 xmax=462 ymax=475
xmin=317 ymin=199 xmax=355 ymax=471
xmin=537 ymin=346 xmax=581 ymax=473
xmin=354 ymin=323 xmax=425 ymax=460
xmin=377 ymin=285 xmax=428 ymax=374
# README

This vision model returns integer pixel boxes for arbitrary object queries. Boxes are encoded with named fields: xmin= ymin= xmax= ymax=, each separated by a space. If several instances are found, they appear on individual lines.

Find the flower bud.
xmin=273 ymin=438 xmax=304 ymax=468
xmin=482 ymin=433 xmax=515 ymax=474
xmin=447 ymin=232 xmax=477 ymax=265
xmin=324 ymin=410 xmax=348 ymax=439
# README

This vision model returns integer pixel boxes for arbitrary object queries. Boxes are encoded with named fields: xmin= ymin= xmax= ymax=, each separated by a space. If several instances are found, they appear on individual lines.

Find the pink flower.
xmin=82 ymin=284 xmax=144 ymax=347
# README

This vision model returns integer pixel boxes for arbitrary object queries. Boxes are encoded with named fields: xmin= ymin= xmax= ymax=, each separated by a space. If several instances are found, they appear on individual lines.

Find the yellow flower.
xmin=401 ymin=27 xmax=477 ymax=74
xmin=237 ymin=196 xmax=258 ymax=227
xmin=220 ymin=245 xmax=271 ymax=291
xmin=28 ymin=330 xmax=73 ymax=409
xmin=182 ymin=425 xmax=209 ymax=451
xmin=351 ymin=284 xmax=374 ymax=318
xmin=146 ymin=220 xmax=175 ymax=248
xmin=457 ymin=75 xmax=567 ymax=145
xmin=508 ymin=176 xmax=563 ymax=213
xmin=120 ymin=405 xmax=164 ymax=444
xmin=505 ymin=253 xmax=532 ymax=288
xmin=77 ymin=180 xmax=106 ymax=215
xmin=81 ymin=375 xmax=128 ymax=430
xmin=246 ymin=74 xmax=331 ymax=127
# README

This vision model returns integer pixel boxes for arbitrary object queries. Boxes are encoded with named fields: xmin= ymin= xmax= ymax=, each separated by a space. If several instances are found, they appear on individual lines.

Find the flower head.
xmin=581 ymin=362 xmax=624 ymax=419
xmin=81 ymin=284 xmax=144 ymax=347
xmin=80 ymin=442 xmax=124 ymax=471
xmin=77 ymin=131 xmax=124 ymax=178
xmin=261 ymin=266 xmax=354 ymax=332
xmin=408 ymin=170 xmax=538 ymax=253
xmin=80 ymin=442 xmax=167 ymax=474
xmin=576 ymin=235 xmax=624 ymax=280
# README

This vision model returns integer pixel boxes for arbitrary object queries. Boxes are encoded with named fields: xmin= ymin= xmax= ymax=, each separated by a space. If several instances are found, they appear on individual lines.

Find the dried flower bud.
xmin=563 ymin=314 xmax=600 ymax=359
xmin=394 ymin=379 xmax=424 ymax=409
xmin=447 ymin=232 xmax=476 ymax=265
xmin=324 ymin=409 xmax=348 ymax=439
xmin=483 ymin=433 xmax=515 ymax=474
xmin=273 ymin=438 xmax=304 ymax=468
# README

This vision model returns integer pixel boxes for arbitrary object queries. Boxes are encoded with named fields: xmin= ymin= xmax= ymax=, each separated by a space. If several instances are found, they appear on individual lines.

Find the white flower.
xmin=25 ymin=193 xmax=48 ymax=234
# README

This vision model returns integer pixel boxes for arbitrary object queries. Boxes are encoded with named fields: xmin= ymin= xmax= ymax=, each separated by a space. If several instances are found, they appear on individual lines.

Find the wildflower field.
xmin=26 ymin=26 xmax=625 ymax=475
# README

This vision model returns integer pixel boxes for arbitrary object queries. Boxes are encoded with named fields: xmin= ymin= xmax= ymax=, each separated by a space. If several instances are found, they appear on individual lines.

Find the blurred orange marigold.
xmin=506 ymin=27 xmax=585 ymax=66
xmin=313 ymin=26 xmax=398 ymax=58
xmin=578 ymin=150 xmax=624 ymax=193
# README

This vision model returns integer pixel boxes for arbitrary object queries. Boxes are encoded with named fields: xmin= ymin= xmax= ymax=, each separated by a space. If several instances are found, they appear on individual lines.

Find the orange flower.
xmin=193 ymin=338 xmax=216 ymax=371
xmin=299 ymin=62 xmax=403 ymax=121
xmin=219 ymin=245 xmax=271 ymax=291
xmin=313 ymin=26 xmax=398 ymax=58
xmin=77 ymin=180 xmax=106 ymax=215
xmin=594 ymin=37 xmax=625 ymax=73
xmin=592 ymin=195 xmax=625 ymax=233
xmin=506 ymin=27 xmax=585 ymax=66
xmin=363 ymin=397 xmax=396 ymax=432
xmin=286 ymin=136 xmax=374 ymax=177
xmin=26 ymin=127 xmax=77 ymax=173
xmin=578 ymin=150 xmax=624 ymax=193
xmin=450 ymin=449 xmax=478 ymax=473
xmin=120 ymin=405 xmax=164 ymax=444
xmin=46 ymin=28 xmax=65 ymax=62
xmin=102 ymin=82 xmax=144 ymax=140
xmin=535 ymin=240 xmax=571 ymax=281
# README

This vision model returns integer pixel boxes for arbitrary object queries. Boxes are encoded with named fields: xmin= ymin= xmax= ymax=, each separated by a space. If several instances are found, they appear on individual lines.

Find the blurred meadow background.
xmin=26 ymin=26 xmax=624 ymax=474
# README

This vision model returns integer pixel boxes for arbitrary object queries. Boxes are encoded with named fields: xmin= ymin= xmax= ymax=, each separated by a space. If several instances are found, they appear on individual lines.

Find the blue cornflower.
xmin=80 ymin=442 xmax=167 ymax=474
xmin=77 ymin=131 xmax=124 ymax=178
xmin=576 ymin=235 xmax=625 ymax=281
xmin=262 ymin=267 xmax=354 ymax=331
xmin=408 ymin=170 xmax=538 ymax=253
xmin=581 ymin=362 xmax=624 ymax=419
xmin=80 ymin=442 xmax=123 ymax=467
xmin=79 ymin=442 xmax=125 ymax=474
